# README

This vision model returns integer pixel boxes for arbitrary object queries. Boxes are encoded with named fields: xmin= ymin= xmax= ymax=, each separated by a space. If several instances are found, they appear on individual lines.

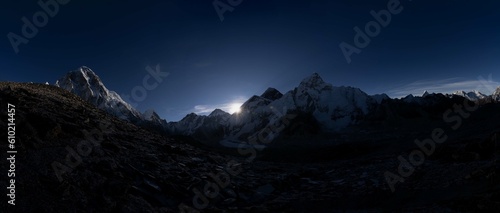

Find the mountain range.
xmin=54 ymin=66 xmax=500 ymax=148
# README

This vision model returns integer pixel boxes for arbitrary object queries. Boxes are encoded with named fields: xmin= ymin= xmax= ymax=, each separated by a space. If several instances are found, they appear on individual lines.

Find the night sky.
xmin=1 ymin=0 xmax=500 ymax=121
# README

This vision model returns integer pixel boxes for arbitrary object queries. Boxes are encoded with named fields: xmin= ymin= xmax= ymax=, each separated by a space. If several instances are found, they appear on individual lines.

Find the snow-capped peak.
xmin=209 ymin=109 xmax=230 ymax=117
xmin=55 ymin=66 xmax=142 ymax=121
xmin=493 ymin=87 xmax=500 ymax=101
xmin=78 ymin=66 xmax=93 ymax=80
xmin=422 ymin=90 xmax=430 ymax=97
xmin=470 ymin=90 xmax=486 ymax=98
xmin=452 ymin=90 xmax=487 ymax=101
xmin=452 ymin=90 xmax=467 ymax=96
xmin=142 ymin=109 xmax=167 ymax=126
xmin=494 ymin=86 xmax=500 ymax=95
xmin=299 ymin=72 xmax=327 ymax=89
xmin=55 ymin=66 xmax=105 ymax=98
xmin=268 ymin=73 xmax=374 ymax=131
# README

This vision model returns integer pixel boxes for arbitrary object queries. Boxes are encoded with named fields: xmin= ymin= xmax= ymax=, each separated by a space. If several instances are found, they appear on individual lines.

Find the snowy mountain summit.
xmin=281 ymin=72 xmax=374 ymax=130
xmin=209 ymin=109 xmax=230 ymax=117
xmin=55 ymin=66 xmax=143 ymax=121
xmin=452 ymin=90 xmax=487 ymax=101
xmin=298 ymin=72 xmax=326 ymax=89
xmin=143 ymin=109 xmax=167 ymax=126
xmin=493 ymin=87 xmax=500 ymax=101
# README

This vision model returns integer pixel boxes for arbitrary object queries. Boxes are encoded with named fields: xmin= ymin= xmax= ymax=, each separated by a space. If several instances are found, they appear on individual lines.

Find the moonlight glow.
xmin=229 ymin=103 xmax=242 ymax=114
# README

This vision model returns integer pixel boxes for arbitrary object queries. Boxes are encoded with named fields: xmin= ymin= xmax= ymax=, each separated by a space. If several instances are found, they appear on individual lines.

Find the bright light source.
xmin=229 ymin=103 xmax=241 ymax=114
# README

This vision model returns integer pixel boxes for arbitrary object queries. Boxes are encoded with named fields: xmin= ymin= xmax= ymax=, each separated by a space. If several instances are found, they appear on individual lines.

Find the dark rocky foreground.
xmin=0 ymin=82 xmax=499 ymax=212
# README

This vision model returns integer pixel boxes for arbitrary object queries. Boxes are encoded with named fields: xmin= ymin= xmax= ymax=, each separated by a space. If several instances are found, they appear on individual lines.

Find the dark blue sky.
xmin=1 ymin=0 xmax=500 ymax=121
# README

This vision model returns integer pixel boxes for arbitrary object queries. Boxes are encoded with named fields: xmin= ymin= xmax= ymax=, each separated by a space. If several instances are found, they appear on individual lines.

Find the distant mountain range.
xmin=54 ymin=66 xmax=500 ymax=147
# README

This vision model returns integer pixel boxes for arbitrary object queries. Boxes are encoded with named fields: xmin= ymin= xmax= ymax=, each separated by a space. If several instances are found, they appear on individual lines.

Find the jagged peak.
xmin=261 ymin=87 xmax=280 ymax=96
xmin=371 ymin=93 xmax=390 ymax=104
xmin=75 ymin=66 xmax=91 ymax=72
xmin=55 ymin=66 xmax=143 ymax=121
xmin=260 ymin=87 xmax=283 ymax=101
xmin=68 ymin=66 xmax=96 ymax=76
xmin=451 ymin=90 xmax=487 ymax=101
xmin=492 ymin=87 xmax=500 ymax=100
xmin=404 ymin=94 xmax=414 ymax=99
xmin=56 ymin=66 xmax=108 ymax=95
xmin=58 ymin=66 xmax=102 ymax=85
xmin=79 ymin=65 xmax=91 ymax=70
xmin=299 ymin=72 xmax=325 ymax=88
xmin=181 ymin=112 xmax=199 ymax=121
xmin=143 ymin=109 xmax=159 ymax=117
xmin=422 ymin=90 xmax=430 ymax=97
xmin=373 ymin=93 xmax=389 ymax=98
xmin=452 ymin=90 xmax=466 ymax=95
xmin=186 ymin=112 xmax=198 ymax=116
xmin=494 ymin=86 xmax=500 ymax=95
xmin=463 ymin=90 xmax=479 ymax=95
xmin=209 ymin=108 xmax=229 ymax=117
xmin=469 ymin=90 xmax=485 ymax=96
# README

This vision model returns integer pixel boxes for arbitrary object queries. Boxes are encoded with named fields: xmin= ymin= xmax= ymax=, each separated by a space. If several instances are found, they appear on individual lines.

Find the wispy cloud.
xmin=193 ymin=105 xmax=219 ymax=114
xmin=387 ymin=75 xmax=500 ymax=98
xmin=192 ymin=96 xmax=247 ymax=115
xmin=193 ymin=104 xmax=232 ymax=114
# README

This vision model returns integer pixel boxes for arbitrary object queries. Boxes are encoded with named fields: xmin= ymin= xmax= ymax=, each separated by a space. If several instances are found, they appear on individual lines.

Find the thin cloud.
xmin=192 ymin=96 xmax=247 ymax=115
xmin=387 ymin=75 xmax=500 ymax=98
xmin=193 ymin=105 xmax=216 ymax=114
xmin=193 ymin=103 xmax=238 ymax=115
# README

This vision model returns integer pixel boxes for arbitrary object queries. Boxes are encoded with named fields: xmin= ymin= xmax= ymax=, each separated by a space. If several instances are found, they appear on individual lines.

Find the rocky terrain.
xmin=1 ymin=81 xmax=499 ymax=212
